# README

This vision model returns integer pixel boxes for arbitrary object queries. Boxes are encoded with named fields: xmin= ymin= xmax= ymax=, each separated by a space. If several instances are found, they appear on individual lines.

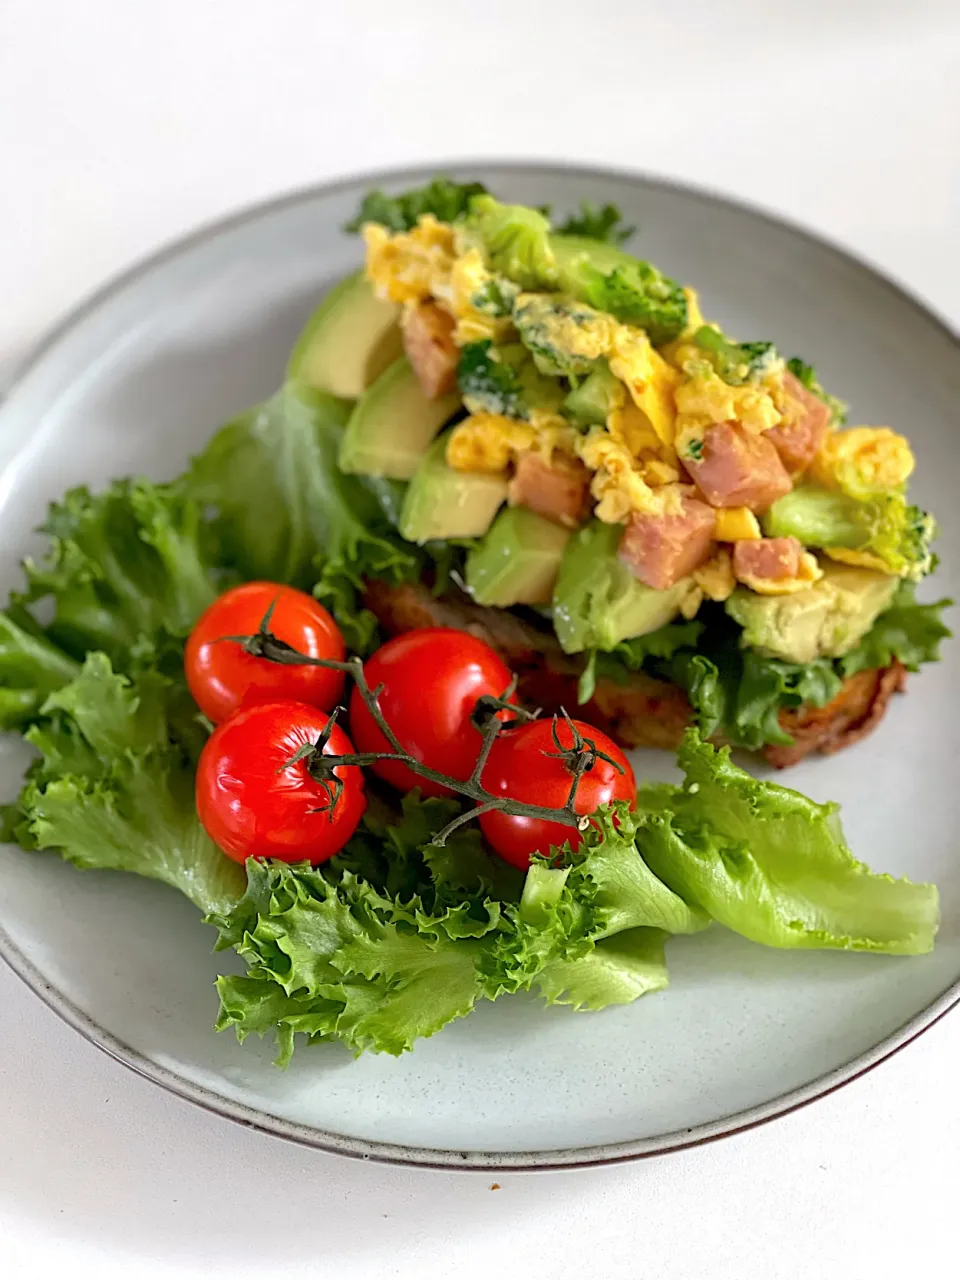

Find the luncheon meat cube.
xmin=733 ymin=536 xmax=803 ymax=583
xmin=507 ymin=450 xmax=592 ymax=529
xmin=401 ymin=301 xmax=458 ymax=398
xmin=683 ymin=421 xmax=792 ymax=511
xmin=766 ymin=372 xmax=831 ymax=474
xmin=618 ymin=496 xmax=716 ymax=590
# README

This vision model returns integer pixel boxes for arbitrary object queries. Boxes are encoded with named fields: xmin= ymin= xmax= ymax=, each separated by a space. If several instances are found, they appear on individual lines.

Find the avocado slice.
xmin=553 ymin=520 xmax=701 ymax=654
xmin=399 ymin=432 xmax=507 ymax=544
xmin=466 ymin=506 xmax=571 ymax=606
xmin=287 ymin=271 xmax=403 ymax=398
xmin=725 ymin=560 xmax=899 ymax=664
xmin=563 ymin=364 xmax=623 ymax=426
xmin=339 ymin=357 xmax=461 ymax=479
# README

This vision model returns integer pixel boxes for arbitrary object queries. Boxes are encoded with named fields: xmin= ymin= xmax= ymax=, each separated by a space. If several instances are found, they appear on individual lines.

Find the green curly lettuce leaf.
xmin=183 ymin=382 xmax=420 ymax=650
xmin=209 ymin=797 xmax=704 ymax=1061
xmin=637 ymin=734 xmax=939 ymax=954
xmin=553 ymin=202 xmax=635 ymax=246
xmin=10 ymin=653 xmax=244 ymax=914
xmin=344 ymin=178 xmax=489 ymax=233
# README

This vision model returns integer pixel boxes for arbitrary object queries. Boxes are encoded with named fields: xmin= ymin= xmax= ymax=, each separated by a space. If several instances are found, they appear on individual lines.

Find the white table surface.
xmin=2 ymin=2 xmax=959 ymax=1275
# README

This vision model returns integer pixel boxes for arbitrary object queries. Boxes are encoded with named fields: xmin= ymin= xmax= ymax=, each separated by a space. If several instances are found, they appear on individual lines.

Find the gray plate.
xmin=1 ymin=163 xmax=958 ymax=1171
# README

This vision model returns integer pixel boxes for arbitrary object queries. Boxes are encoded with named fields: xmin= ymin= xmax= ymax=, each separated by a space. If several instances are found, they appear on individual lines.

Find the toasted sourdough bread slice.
xmin=362 ymin=579 xmax=906 ymax=768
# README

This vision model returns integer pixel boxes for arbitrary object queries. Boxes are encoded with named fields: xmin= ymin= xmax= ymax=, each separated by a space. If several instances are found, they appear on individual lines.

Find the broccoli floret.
xmin=764 ymin=485 xmax=937 ymax=582
xmin=465 ymin=199 xmax=687 ymax=345
xmin=344 ymin=178 xmax=488 ymax=233
xmin=786 ymin=357 xmax=848 ymax=426
xmin=456 ymin=340 xmax=564 ymax=420
xmin=553 ymin=202 xmax=634 ymax=245
xmin=692 ymin=325 xmax=780 ymax=385
xmin=464 ymin=196 xmax=560 ymax=291
xmin=552 ymin=237 xmax=687 ymax=346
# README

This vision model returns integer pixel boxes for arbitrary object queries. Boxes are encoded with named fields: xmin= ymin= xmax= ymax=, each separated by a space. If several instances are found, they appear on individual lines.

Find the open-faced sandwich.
xmin=283 ymin=178 xmax=950 ymax=766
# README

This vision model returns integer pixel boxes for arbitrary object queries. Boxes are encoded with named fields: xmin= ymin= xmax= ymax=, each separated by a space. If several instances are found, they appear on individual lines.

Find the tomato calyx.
xmin=541 ymin=711 xmax=626 ymax=803
xmin=216 ymin=602 xmax=630 ymax=849
xmin=468 ymin=675 xmax=536 ymax=734
xmin=217 ymin=595 xmax=353 ymax=672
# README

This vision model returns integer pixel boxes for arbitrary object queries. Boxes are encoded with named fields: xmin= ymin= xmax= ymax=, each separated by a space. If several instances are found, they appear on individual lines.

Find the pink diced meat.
xmin=766 ymin=372 xmax=831 ymax=474
xmin=401 ymin=301 xmax=458 ymax=398
xmin=507 ymin=451 xmax=592 ymax=529
xmin=683 ymin=421 xmax=792 ymax=511
xmin=733 ymin=536 xmax=803 ymax=582
xmin=618 ymin=496 xmax=716 ymax=590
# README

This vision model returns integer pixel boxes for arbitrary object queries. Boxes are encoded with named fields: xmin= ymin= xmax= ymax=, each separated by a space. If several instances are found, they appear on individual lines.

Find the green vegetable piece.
xmin=17 ymin=653 xmax=245 ymax=915
xmin=10 ymin=479 xmax=220 ymax=673
xmin=464 ymin=198 xmax=687 ymax=344
xmin=786 ymin=356 xmax=848 ymax=426
xmin=763 ymin=484 xmax=937 ymax=582
xmin=691 ymin=325 xmax=779 ymax=385
xmin=399 ymin=432 xmax=507 ymax=544
xmin=553 ymin=201 xmax=635 ymax=246
xmin=553 ymin=521 xmax=700 ymax=654
xmin=186 ymin=381 xmax=415 ymax=590
xmin=550 ymin=235 xmax=687 ymax=346
xmin=637 ymin=733 xmax=939 ymax=955
xmin=287 ymin=271 xmax=403 ymax=399
xmin=464 ymin=195 xmax=560 ymax=291
xmin=465 ymin=506 xmax=570 ymax=607
xmin=339 ymin=356 xmax=461 ymax=480
xmin=838 ymin=582 xmax=952 ymax=677
xmin=456 ymin=339 xmax=564 ymax=419
xmin=563 ymin=363 xmax=623 ymax=426
xmin=726 ymin=561 xmax=899 ymax=665
xmin=0 ymin=611 xmax=80 ymax=731
xmin=344 ymin=178 xmax=488 ymax=233
xmin=534 ymin=928 xmax=670 ymax=1010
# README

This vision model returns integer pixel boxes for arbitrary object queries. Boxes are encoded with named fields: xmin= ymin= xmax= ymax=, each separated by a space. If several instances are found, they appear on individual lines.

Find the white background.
xmin=1 ymin=1 xmax=959 ymax=1276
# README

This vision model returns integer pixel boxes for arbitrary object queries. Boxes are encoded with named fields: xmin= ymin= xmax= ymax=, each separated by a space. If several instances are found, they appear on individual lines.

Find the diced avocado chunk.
xmin=339 ymin=357 xmax=460 ymax=480
xmin=399 ymin=432 xmax=507 ymax=544
xmin=287 ymin=271 xmax=403 ymax=398
xmin=552 ymin=520 xmax=701 ymax=653
xmin=466 ymin=506 xmax=571 ymax=607
xmin=725 ymin=560 xmax=899 ymax=664
xmin=563 ymin=364 xmax=623 ymax=426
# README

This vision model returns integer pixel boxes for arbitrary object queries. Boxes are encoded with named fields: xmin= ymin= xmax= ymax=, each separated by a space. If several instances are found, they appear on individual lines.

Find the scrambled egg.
xmin=446 ymin=413 xmax=536 ymax=474
xmin=607 ymin=327 xmax=680 ymax=446
xmin=693 ymin=547 xmax=736 ymax=601
xmin=446 ymin=409 xmax=577 ymax=475
xmin=822 ymin=546 xmax=893 ymax=573
xmin=810 ymin=426 xmax=914 ymax=498
xmin=738 ymin=550 xmax=823 ymax=596
xmin=365 ymin=218 xmax=511 ymax=346
xmin=577 ymin=425 xmax=687 ymax=522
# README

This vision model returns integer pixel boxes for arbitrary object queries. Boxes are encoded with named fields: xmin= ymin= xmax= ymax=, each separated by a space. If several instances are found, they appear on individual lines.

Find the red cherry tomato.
xmin=478 ymin=717 xmax=636 ymax=869
xmin=348 ymin=627 xmax=513 ymax=798
xmin=185 ymin=582 xmax=345 ymax=724
xmin=196 ymin=700 xmax=365 ymax=864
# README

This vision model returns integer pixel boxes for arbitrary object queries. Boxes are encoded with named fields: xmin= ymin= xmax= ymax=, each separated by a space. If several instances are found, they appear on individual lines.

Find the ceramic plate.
xmin=1 ymin=164 xmax=958 ymax=1171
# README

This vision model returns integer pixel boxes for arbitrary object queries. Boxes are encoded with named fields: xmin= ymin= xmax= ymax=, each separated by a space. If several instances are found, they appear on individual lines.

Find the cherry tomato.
xmin=478 ymin=717 xmax=636 ymax=870
xmin=196 ymin=700 xmax=365 ymax=864
xmin=185 ymin=582 xmax=345 ymax=724
xmin=348 ymin=627 xmax=513 ymax=798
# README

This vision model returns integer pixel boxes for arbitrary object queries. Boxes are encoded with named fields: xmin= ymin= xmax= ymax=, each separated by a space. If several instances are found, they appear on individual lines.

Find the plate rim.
xmin=1 ymin=158 xmax=958 ymax=1172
